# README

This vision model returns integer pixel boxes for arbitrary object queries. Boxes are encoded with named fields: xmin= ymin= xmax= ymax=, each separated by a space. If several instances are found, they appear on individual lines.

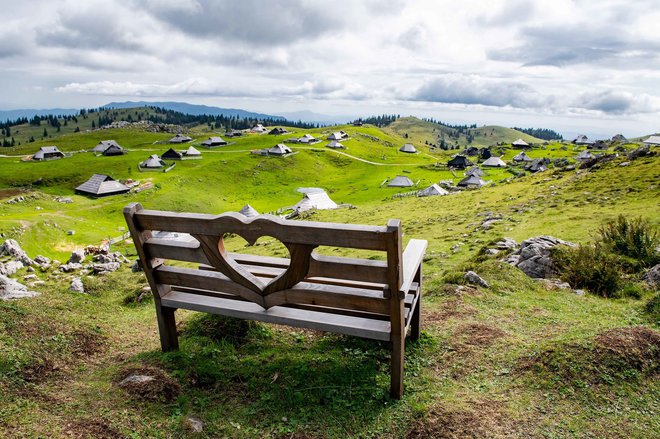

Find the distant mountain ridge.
xmin=102 ymin=101 xmax=285 ymax=121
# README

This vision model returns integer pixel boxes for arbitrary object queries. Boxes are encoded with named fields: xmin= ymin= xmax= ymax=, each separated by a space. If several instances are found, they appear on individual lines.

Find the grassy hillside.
xmin=0 ymin=107 xmax=171 ymax=147
xmin=385 ymin=116 xmax=544 ymax=149
xmin=0 ymin=117 xmax=658 ymax=438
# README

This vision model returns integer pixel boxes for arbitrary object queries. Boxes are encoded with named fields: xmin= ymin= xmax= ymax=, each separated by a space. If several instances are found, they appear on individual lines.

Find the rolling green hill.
xmin=0 ymin=113 xmax=658 ymax=438
xmin=384 ymin=116 xmax=544 ymax=149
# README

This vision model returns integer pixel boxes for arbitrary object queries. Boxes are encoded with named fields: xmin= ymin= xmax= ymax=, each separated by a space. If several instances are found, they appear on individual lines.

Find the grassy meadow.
xmin=0 ymin=115 xmax=658 ymax=438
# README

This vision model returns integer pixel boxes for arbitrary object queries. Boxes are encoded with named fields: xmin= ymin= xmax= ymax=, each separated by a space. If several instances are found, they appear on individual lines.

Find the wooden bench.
xmin=124 ymin=202 xmax=427 ymax=398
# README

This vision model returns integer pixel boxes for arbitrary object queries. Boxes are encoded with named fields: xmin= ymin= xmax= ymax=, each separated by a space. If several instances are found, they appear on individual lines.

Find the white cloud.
xmin=0 ymin=0 xmax=657 ymax=135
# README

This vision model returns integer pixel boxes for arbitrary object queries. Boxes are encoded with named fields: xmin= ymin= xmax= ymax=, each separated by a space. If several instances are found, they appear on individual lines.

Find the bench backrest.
xmin=124 ymin=203 xmax=403 ymax=317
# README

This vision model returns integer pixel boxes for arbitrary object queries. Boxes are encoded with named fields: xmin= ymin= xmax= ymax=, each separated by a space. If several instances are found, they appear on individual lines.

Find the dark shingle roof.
xmin=75 ymin=174 xmax=130 ymax=197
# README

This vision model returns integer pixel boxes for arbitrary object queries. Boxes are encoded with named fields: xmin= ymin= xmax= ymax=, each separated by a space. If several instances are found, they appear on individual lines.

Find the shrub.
xmin=618 ymin=282 xmax=645 ymax=300
xmin=599 ymin=215 xmax=659 ymax=268
xmin=552 ymin=244 xmax=621 ymax=297
xmin=645 ymin=294 xmax=660 ymax=323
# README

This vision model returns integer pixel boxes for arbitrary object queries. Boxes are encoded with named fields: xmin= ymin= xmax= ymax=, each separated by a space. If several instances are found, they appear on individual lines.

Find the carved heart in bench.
xmin=192 ymin=231 xmax=317 ymax=308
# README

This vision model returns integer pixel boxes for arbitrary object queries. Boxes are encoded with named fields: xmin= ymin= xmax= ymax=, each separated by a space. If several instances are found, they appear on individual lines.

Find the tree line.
xmin=512 ymin=127 xmax=563 ymax=140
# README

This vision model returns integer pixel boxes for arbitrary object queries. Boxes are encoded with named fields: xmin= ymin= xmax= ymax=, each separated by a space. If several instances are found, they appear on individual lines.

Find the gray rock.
xmin=504 ymin=236 xmax=575 ymax=279
xmin=481 ymin=219 xmax=501 ymax=230
xmin=0 ymin=275 xmax=40 ymax=300
xmin=119 ymin=374 xmax=155 ymax=386
xmin=94 ymin=252 xmax=130 ymax=264
xmin=184 ymin=416 xmax=204 ymax=434
xmin=485 ymin=248 xmax=500 ymax=256
xmin=67 ymin=249 xmax=86 ymax=264
xmin=644 ymin=264 xmax=660 ymax=289
xmin=131 ymin=260 xmax=142 ymax=272
xmin=628 ymin=145 xmax=650 ymax=160
xmin=1 ymin=260 xmax=24 ymax=276
xmin=92 ymin=262 xmax=120 ymax=275
xmin=33 ymin=255 xmax=51 ymax=266
xmin=0 ymin=239 xmax=34 ymax=266
xmin=59 ymin=262 xmax=83 ymax=273
xmin=23 ymin=274 xmax=38 ymax=281
xmin=574 ymin=289 xmax=586 ymax=296
xmin=69 ymin=277 xmax=85 ymax=293
xmin=536 ymin=278 xmax=571 ymax=290
xmin=464 ymin=271 xmax=489 ymax=288
xmin=495 ymin=237 xmax=519 ymax=250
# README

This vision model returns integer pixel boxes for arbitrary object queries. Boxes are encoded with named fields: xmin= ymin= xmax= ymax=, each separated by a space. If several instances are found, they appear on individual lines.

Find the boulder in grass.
xmin=504 ymin=236 xmax=576 ymax=279
xmin=69 ymin=277 xmax=85 ymax=293
xmin=464 ymin=271 xmax=489 ymax=288
xmin=68 ymin=249 xmax=86 ymax=264
xmin=116 ymin=366 xmax=181 ymax=402
xmin=92 ymin=262 xmax=121 ymax=275
xmin=0 ymin=239 xmax=34 ymax=266
xmin=0 ymin=260 xmax=24 ymax=276
xmin=0 ymin=275 xmax=39 ymax=300
xmin=645 ymin=264 xmax=660 ymax=290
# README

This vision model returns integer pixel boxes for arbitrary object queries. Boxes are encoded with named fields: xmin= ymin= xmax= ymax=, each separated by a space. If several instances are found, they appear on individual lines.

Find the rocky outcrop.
xmin=645 ymin=264 xmax=660 ymax=290
xmin=504 ymin=236 xmax=576 ymax=279
xmin=628 ymin=145 xmax=651 ymax=160
xmin=0 ymin=239 xmax=34 ymax=266
xmin=92 ymin=262 xmax=121 ymax=275
xmin=59 ymin=263 xmax=83 ymax=273
xmin=0 ymin=275 xmax=39 ymax=300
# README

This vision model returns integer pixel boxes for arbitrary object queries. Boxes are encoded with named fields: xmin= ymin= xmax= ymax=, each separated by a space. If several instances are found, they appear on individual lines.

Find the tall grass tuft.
xmin=599 ymin=215 xmax=659 ymax=268
xmin=552 ymin=244 xmax=622 ymax=298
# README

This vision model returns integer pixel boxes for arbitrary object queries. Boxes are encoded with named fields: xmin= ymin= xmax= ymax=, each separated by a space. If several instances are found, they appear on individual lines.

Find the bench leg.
xmin=156 ymin=305 xmax=179 ymax=352
xmin=410 ymin=293 xmax=422 ymax=341
xmin=390 ymin=333 xmax=405 ymax=399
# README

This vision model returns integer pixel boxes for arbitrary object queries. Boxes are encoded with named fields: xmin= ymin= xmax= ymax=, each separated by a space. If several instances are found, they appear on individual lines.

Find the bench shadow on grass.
xmin=133 ymin=313 xmax=420 ymax=433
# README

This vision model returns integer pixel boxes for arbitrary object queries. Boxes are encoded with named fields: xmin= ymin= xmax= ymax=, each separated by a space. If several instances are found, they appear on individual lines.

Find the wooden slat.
xmin=145 ymin=239 xmax=389 ymax=284
xmin=135 ymin=209 xmax=392 ymax=250
xmin=154 ymin=265 xmax=389 ymax=314
xmin=161 ymin=290 xmax=391 ymax=341
xmin=400 ymin=239 xmax=427 ymax=295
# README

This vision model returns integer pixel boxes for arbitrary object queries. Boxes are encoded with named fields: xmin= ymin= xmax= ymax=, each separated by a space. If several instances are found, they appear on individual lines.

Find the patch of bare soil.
xmin=20 ymin=357 xmax=57 ymax=383
xmin=69 ymin=329 xmax=106 ymax=357
xmin=114 ymin=365 xmax=181 ymax=402
xmin=63 ymin=419 xmax=125 ymax=439
xmin=594 ymin=326 xmax=660 ymax=372
xmin=0 ymin=188 xmax=24 ymax=199
xmin=516 ymin=326 xmax=660 ymax=383
xmin=406 ymin=400 xmax=530 ymax=439
xmin=455 ymin=323 xmax=507 ymax=347
xmin=424 ymin=299 xmax=478 ymax=325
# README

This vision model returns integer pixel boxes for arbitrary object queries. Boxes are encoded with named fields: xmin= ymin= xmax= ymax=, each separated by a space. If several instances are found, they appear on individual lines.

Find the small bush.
xmin=599 ymin=215 xmax=659 ymax=268
xmin=552 ymin=244 xmax=621 ymax=297
xmin=619 ymin=283 xmax=645 ymax=300
xmin=646 ymin=294 xmax=660 ymax=323
xmin=442 ymin=271 xmax=466 ymax=285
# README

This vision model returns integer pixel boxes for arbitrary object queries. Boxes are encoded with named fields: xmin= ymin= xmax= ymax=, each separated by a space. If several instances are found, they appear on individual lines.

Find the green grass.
xmin=384 ymin=116 xmax=544 ymax=149
xmin=0 ymin=118 xmax=658 ymax=437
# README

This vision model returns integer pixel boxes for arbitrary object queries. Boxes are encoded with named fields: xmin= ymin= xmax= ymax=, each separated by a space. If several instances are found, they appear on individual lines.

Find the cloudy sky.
xmin=1 ymin=0 xmax=659 ymax=138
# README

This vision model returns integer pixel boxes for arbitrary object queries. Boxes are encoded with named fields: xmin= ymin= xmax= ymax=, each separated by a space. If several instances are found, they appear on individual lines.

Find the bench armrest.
xmin=399 ymin=239 xmax=427 ymax=295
